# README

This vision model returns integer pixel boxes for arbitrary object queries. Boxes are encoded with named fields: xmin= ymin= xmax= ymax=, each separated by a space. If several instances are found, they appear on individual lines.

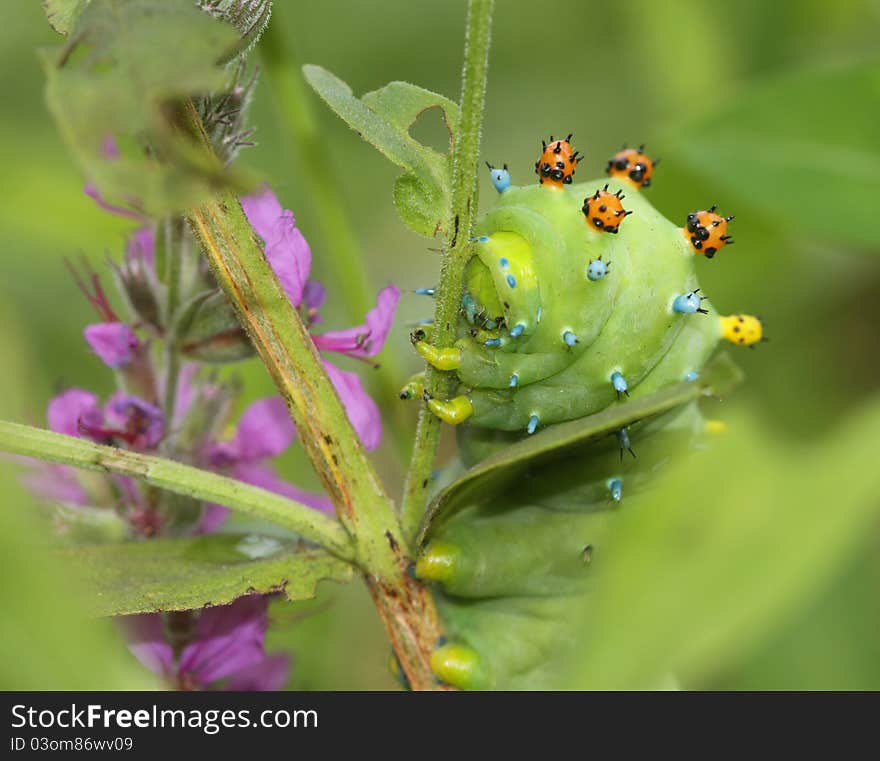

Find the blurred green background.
xmin=1 ymin=0 xmax=878 ymax=689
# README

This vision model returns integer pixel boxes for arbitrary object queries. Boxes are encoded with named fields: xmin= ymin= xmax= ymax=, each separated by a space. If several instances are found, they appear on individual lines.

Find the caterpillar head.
xmin=684 ymin=206 xmax=735 ymax=258
xmin=534 ymin=134 xmax=582 ymax=188
xmin=605 ymin=144 xmax=658 ymax=188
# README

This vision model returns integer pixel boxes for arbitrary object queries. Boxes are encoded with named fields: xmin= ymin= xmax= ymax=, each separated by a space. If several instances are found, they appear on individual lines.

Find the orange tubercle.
xmin=605 ymin=145 xmax=657 ymax=188
xmin=683 ymin=206 xmax=734 ymax=258
xmin=582 ymin=184 xmax=632 ymax=234
xmin=535 ymin=134 xmax=582 ymax=189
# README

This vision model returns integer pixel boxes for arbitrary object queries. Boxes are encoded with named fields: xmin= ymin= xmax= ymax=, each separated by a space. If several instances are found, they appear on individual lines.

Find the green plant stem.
xmin=161 ymin=217 xmax=185 ymax=424
xmin=401 ymin=0 xmax=494 ymax=544
xmin=178 ymin=101 xmax=447 ymax=690
xmin=0 ymin=420 xmax=353 ymax=560
xmin=258 ymin=15 xmax=411 ymax=462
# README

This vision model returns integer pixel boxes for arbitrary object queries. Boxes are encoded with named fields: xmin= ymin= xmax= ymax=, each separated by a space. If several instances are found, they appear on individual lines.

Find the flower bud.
xmin=178 ymin=290 xmax=254 ymax=363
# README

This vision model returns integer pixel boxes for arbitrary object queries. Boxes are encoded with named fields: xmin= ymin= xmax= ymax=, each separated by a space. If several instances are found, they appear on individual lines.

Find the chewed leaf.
xmin=42 ymin=0 xmax=93 ymax=35
xmin=303 ymin=64 xmax=454 ymax=236
xmin=41 ymin=0 xmax=248 ymax=216
xmin=361 ymin=80 xmax=459 ymax=146
xmin=57 ymin=534 xmax=353 ymax=617
xmin=418 ymin=352 xmax=743 ymax=545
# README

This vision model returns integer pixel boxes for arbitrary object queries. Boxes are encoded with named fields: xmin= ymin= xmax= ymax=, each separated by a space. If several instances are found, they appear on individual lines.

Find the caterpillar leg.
xmin=430 ymin=642 xmax=490 ymax=690
xmin=426 ymin=394 xmax=474 ymax=425
xmin=399 ymin=372 xmax=426 ymax=400
xmin=413 ymin=339 xmax=462 ymax=371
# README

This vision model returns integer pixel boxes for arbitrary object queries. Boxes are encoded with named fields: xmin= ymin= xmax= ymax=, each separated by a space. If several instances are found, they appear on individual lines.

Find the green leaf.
xmin=41 ymin=0 xmax=246 ymax=216
xmin=668 ymin=59 xmax=880 ymax=249
xmin=58 ymin=534 xmax=353 ymax=617
xmin=566 ymin=396 xmax=880 ymax=688
xmin=42 ymin=0 xmax=92 ymax=34
xmin=418 ymin=352 xmax=743 ymax=545
xmin=303 ymin=65 xmax=456 ymax=236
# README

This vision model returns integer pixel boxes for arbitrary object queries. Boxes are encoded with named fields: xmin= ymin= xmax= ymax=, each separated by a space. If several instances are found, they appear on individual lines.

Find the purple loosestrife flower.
xmin=240 ymin=187 xmax=400 ymax=451
xmin=125 ymin=596 xmax=289 ymax=691
xmin=198 ymin=396 xmax=333 ymax=532
xmin=26 ymin=390 xmax=163 ymax=533
xmin=83 ymin=322 xmax=141 ymax=368
xmin=48 ymin=388 xmax=164 ymax=451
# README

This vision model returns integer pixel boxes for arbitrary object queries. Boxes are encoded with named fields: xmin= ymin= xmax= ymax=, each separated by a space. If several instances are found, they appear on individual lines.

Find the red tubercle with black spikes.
xmin=684 ymin=205 xmax=735 ymax=258
xmin=605 ymin=143 xmax=658 ymax=188
xmin=535 ymin=134 xmax=581 ymax=188
xmin=582 ymin=184 xmax=633 ymax=234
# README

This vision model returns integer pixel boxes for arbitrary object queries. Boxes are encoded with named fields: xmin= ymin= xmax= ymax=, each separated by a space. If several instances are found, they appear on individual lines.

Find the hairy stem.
xmin=258 ymin=13 xmax=411 ymax=462
xmin=401 ymin=0 xmax=494 ymax=544
xmin=0 ymin=420 xmax=353 ymax=559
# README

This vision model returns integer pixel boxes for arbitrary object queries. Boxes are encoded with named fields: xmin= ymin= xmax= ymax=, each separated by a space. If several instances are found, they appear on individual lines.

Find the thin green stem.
xmin=259 ymin=14 xmax=410 ymax=462
xmin=0 ymin=420 xmax=354 ymax=560
xmin=401 ymin=0 xmax=494 ymax=544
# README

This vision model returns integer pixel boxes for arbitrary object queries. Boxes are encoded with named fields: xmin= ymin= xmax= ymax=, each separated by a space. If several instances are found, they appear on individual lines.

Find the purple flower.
xmin=126 ymin=227 xmax=156 ymax=270
xmin=199 ymin=396 xmax=333 ymax=531
xmin=84 ymin=183 xmax=147 ymax=223
xmin=124 ymin=596 xmax=289 ymax=691
xmin=240 ymin=186 xmax=400 ymax=450
xmin=84 ymin=322 xmax=140 ymax=368
xmin=46 ymin=387 xmax=164 ymax=451
xmin=312 ymin=284 xmax=399 ymax=359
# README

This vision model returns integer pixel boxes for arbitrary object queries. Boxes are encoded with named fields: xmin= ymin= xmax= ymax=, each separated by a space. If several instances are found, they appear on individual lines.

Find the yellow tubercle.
xmin=414 ymin=341 xmax=462 ymax=371
xmin=720 ymin=314 xmax=763 ymax=346
xmin=430 ymin=643 xmax=490 ymax=690
xmin=414 ymin=542 xmax=458 ymax=584
xmin=427 ymin=395 xmax=474 ymax=425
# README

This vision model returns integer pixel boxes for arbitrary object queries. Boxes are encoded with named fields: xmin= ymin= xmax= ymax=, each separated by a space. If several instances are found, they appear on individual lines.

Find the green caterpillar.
xmin=406 ymin=138 xmax=763 ymax=689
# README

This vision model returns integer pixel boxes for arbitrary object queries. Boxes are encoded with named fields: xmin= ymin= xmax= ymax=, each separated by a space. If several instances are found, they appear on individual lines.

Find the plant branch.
xmin=401 ymin=0 xmax=494 ymax=544
xmin=0 ymin=420 xmax=354 ymax=560
xmin=177 ymin=101 xmax=447 ymax=690
xmin=258 ymin=13 xmax=411 ymax=462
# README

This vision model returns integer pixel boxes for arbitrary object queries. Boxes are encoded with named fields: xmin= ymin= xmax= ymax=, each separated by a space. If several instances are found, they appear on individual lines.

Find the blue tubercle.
xmin=587 ymin=256 xmax=610 ymax=282
xmin=415 ymin=287 xmax=436 ymax=297
xmin=499 ymin=257 xmax=509 ymax=267
xmin=509 ymin=323 xmax=525 ymax=338
xmin=509 ymin=373 xmax=519 ymax=388
xmin=461 ymin=293 xmax=477 ymax=324
xmin=684 ymin=370 xmax=699 ymax=382
xmin=478 ymin=235 xmax=489 ymax=243
xmin=616 ymin=428 xmax=635 ymax=460
xmin=485 ymin=338 xmax=502 ymax=348
xmin=610 ymin=371 xmax=629 ymax=398
xmin=672 ymin=289 xmax=708 ymax=314
xmin=506 ymin=274 xmax=517 ymax=288
xmin=607 ymin=477 xmax=623 ymax=503
xmin=527 ymin=414 xmax=539 ymax=435
xmin=563 ymin=330 xmax=578 ymax=347
xmin=486 ymin=162 xmax=511 ymax=193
